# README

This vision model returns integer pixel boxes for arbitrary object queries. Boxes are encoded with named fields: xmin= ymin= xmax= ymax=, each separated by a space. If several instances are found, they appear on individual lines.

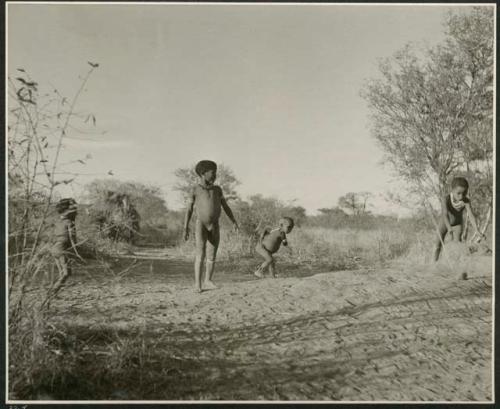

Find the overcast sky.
xmin=8 ymin=3 xmax=475 ymax=214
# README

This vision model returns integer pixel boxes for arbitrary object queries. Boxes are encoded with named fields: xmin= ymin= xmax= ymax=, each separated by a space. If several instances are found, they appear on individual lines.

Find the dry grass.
xmin=171 ymin=225 xmax=428 ymax=271
xmin=283 ymin=227 xmax=416 ymax=267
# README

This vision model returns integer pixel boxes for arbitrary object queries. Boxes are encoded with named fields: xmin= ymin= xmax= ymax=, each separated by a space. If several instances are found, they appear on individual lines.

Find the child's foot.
xmin=203 ymin=280 xmax=217 ymax=290
xmin=254 ymin=270 xmax=264 ymax=278
xmin=194 ymin=286 xmax=203 ymax=293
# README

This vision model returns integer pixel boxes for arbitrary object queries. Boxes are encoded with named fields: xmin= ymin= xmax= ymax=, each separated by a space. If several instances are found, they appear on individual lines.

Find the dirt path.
xmin=51 ymin=252 xmax=493 ymax=401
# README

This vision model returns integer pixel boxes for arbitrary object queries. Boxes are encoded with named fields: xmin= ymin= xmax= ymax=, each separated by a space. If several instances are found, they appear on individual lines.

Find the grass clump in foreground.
xmin=9 ymin=324 xmax=208 ymax=400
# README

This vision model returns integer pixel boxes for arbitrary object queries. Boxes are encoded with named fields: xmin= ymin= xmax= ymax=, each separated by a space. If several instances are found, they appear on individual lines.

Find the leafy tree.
xmin=287 ymin=205 xmax=307 ymax=227
xmin=173 ymin=163 xmax=240 ymax=204
xmin=82 ymin=180 xmax=171 ymax=243
xmin=361 ymin=6 xmax=493 ymax=212
xmin=338 ymin=193 xmax=358 ymax=215
xmin=90 ymin=191 xmax=141 ymax=243
xmin=338 ymin=192 xmax=373 ymax=216
xmin=358 ymin=192 xmax=373 ymax=214
xmin=83 ymin=179 xmax=168 ymax=226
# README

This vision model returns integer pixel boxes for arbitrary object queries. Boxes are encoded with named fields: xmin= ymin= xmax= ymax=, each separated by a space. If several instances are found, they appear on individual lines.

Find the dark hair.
xmin=280 ymin=217 xmax=295 ymax=228
xmin=451 ymin=177 xmax=469 ymax=194
xmin=55 ymin=198 xmax=76 ymax=214
xmin=195 ymin=160 xmax=217 ymax=177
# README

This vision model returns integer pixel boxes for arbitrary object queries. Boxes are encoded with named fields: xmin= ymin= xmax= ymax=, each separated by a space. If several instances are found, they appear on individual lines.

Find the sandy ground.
xmin=50 ymin=251 xmax=493 ymax=401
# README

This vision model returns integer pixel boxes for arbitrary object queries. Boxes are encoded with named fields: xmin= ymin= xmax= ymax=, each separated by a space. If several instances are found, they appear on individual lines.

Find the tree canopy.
xmin=361 ymin=7 xmax=493 ymax=209
xmin=173 ymin=163 xmax=240 ymax=204
xmin=83 ymin=179 xmax=168 ymax=227
xmin=337 ymin=192 xmax=373 ymax=216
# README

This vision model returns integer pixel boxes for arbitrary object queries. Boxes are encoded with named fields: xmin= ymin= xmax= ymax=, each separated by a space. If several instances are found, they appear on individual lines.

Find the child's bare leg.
xmin=255 ymin=244 xmax=273 ymax=278
xmin=434 ymin=223 xmax=448 ymax=262
xmin=269 ymin=259 xmax=277 ymax=278
xmin=194 ymin=253 xmax=205 ymax=292
xmin=254 ymin=262 xmax=265 ymax=278
xmin=204 ymin=225 xmax=220 ymax=289
xmin=195 ymin=221 xmax=207 ymax=292
xmin=57 ymin=255 xmax=71 ymax=286
xmin=43 ymin=256 xmax=71 ymax=309
xmin=451 ymin=225 xmax=463 ymax=242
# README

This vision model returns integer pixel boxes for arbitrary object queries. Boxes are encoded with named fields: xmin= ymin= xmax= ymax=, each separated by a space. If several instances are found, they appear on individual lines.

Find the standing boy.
xmin=184 ymin=160 xmax=239 ymax=292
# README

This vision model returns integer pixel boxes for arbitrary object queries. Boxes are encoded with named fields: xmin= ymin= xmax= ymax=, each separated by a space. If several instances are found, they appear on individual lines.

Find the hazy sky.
xmin=8 ymin=3 xmax=470 ymax=214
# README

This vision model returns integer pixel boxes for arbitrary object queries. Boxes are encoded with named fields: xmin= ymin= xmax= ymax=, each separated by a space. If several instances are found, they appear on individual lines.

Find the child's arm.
xmin=281 ymin=232 xmax=293 ymax=254
xmin=259 ymin=228 xmax=269 ymax=243
xmin=183 ymin=190 xmax=195 ymax=240
xmin=221 ymin=193 xmax=239 ymax=231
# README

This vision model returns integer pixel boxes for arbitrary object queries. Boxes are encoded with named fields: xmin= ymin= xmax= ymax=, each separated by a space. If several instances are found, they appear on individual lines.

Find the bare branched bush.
xmin=81 ymin=179 xmax=171 ymax=247
xmin=8 ymin=64 xmax=99 ymax=398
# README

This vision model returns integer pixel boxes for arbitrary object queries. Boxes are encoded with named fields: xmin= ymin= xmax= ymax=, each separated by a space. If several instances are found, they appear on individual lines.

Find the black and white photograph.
xmin=5 ymin=1 xmax=495 ymax=403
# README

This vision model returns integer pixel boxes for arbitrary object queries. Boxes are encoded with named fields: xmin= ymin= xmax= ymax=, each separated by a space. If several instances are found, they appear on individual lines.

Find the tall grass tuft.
xmin=8 ymin=64 xmax=100 ymax=399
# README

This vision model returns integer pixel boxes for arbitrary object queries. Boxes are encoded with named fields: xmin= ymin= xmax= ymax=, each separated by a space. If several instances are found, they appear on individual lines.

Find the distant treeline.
xmin=73 ymin=178 xmax=431 ymax=249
